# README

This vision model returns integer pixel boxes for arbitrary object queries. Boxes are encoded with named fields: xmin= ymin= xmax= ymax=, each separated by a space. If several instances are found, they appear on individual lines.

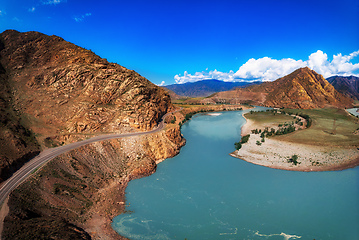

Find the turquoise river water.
xmin=112 ymin=107 xmax=359 ymax=240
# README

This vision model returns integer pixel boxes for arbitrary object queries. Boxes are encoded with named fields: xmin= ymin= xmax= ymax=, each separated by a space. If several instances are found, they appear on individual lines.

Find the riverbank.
xmin=231 ymin=112 xmax=359 ymax=172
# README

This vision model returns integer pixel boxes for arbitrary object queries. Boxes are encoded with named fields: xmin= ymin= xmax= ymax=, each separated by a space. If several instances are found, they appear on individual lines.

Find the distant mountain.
xmin=208 ymin=67 xmax=353 ymax=109
xmin=164 ymin=79 xmax=261 ymax=97
xmin=327 ymin=76 xmax=359 ymax=100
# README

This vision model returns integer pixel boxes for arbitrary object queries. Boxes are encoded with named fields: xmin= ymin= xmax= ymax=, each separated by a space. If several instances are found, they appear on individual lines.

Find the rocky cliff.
xmin=3 ymin=126 xmax=185 ymax=240
xmin=0 ymin=30 xmax=172 ymax=183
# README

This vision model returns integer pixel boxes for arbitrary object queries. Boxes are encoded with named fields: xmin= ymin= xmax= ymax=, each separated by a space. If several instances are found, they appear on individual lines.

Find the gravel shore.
xmin=231 ymin=114 xmax=359 ymax=172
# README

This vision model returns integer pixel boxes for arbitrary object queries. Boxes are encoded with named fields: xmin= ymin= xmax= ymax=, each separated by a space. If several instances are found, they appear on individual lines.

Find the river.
xmin=347 ymin=108 xmax=359 ymax=117
xmin=112 ymin=107 xmax=359 ymax=240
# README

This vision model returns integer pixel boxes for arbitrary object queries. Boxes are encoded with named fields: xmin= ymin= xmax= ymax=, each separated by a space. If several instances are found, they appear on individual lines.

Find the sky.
xmin=0 ymin=0 xmax=358 ymax=85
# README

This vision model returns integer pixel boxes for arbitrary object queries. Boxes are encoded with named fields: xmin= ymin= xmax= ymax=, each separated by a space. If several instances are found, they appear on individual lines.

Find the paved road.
xmin=0 ymin=108 xmax=180 ymax=206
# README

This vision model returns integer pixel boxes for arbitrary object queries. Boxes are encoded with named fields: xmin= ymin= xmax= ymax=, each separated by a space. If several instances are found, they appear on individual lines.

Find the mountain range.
xmin=327 ymin=75 xmax=359 ymax=101
xmin=164 ymin=79 xmax=261 ymax=97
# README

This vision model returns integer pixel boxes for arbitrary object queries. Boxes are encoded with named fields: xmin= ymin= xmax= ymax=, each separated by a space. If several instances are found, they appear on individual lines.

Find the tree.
xmin=234 ymin=142 xmax=242 ymax=150
xmin=240 ymin=134 xmax=250 ymax=144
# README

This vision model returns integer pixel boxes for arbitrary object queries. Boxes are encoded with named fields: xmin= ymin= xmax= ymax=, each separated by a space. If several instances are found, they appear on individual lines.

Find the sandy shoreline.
xmin=232 ymin=113 xmax=359 ymax=172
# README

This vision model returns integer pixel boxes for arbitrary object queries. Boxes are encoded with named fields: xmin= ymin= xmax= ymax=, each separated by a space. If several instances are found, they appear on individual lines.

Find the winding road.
xmin=0 ymin=108 xmax=179 ymax=206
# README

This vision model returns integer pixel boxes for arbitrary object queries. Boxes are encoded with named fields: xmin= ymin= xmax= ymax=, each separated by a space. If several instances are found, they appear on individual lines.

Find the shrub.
xmin=234 ymin=142 xmax=242 ymax=150
xmin=288 ymin=154 xmax=300 ymax=165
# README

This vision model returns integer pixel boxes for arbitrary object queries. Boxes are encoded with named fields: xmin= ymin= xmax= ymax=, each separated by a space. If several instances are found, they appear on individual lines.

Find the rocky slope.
xmin=327 ymin=75 xmax=359 ymax=100
xmin=0 ymin=30 xmax=172 ymax=183
xmin=3 ymin=127 xmax=185 ymax=240
xmin=0 ymin=63 xmax=40 ymax=182
xmin=208 ymin=67 xmax=353 ymax=109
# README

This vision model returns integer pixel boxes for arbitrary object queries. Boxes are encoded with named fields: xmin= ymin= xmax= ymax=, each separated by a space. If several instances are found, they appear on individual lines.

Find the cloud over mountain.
xmin=174 ymin=69 xmax=236 ymax=84
xmin=174 ymin=50 xmax=359 ymax=84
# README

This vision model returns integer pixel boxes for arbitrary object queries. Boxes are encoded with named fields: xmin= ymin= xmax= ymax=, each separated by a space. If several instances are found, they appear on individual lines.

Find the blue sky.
xmin=0 ymin=0 xmax=358 ymax=85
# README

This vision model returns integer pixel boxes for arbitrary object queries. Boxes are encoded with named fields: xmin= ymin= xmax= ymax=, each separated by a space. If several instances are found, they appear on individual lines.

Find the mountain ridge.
xmin=327 ymin=75 xmax=359 ymax=100
xmin=208 ymin=67 xmax=353 ymax=109
xmin=165 ymin=79 xmax=261 ymax=97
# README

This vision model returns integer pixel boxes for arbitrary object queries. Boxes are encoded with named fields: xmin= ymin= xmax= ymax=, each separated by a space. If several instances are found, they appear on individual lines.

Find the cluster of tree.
xmin=252 ymin=122 xmax=296 ymax=138
xmin=179 ymin=109 xmax=215 ymax=126
xmin=221 ymin=107 xmax=243 ymax=111
xmin=275 ymin=109 xmax=312 ymax=128
xmin=234 ymin=134 xmax=250 ymax=150
xmin=300 ymin=113 xmax=312 ymax=128
xmin=274 ymin=124 xmax=296 ymax=135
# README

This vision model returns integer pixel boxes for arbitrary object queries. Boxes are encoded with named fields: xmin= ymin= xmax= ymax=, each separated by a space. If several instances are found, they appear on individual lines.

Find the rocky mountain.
xmin=327 ymin=75 xmax=359 ymax=100
xmin=208 ymin=67 xmax=353 ymax=109
xmin=0 ymin=30 xmax=186 ymax=239
xmin=164 ymin=79 xmax=261 ymax=97
xmin=0 ymin=30 xmax=174 ymax=183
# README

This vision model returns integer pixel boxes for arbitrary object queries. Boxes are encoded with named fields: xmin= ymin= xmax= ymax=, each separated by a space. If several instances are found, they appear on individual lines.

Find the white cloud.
xmin=174 ymin=50 xmax=359 ymax=84
xmin=28 ymin=7 xmax=36 ymax=12
xmin=0 ymin=10 xmax=6 ymax=16
xmin=43 ymin=0 xmax=66 ymax=5
xmin=234 ymin=57 xmax=306 ymax=81
xmin=157 ymin=81 xmax=166 ymax=86
xmin=74 ymin=13 xmax=92 ymax=22
xmin=174 ymin=69 xmax=236 ymax=84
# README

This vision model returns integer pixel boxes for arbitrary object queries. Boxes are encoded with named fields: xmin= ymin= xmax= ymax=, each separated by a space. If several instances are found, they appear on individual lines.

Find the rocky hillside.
xmin=208 ymin=67 xmax=353 ymax=109
xmin=3 ymin=127 xmax=185 ymax=239
xmin=0 ymin=30 xmax=173 ymax=183
xmin=327 ymin=75 xmax=359 ymax=100
xmin=0 ymin=61 xmax=40 ymax=182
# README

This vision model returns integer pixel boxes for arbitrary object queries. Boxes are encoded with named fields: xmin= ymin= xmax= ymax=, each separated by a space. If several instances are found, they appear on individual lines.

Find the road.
xmin=0 ymin=108 xmax=179 ymax=206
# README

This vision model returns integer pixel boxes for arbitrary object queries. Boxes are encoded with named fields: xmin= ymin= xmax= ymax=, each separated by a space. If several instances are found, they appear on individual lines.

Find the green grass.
xmin=245 ymin=110 xmax=295 ymax=126
xmin=246 ymin=108 xmax=359 ymax=147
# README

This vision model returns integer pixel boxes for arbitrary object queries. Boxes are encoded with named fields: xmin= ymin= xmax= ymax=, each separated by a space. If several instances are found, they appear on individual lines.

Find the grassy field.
xmin=245 ymin=108 xmax=359 ymax=147
xmin=245 ymin=110 xmax=295 ymax=127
